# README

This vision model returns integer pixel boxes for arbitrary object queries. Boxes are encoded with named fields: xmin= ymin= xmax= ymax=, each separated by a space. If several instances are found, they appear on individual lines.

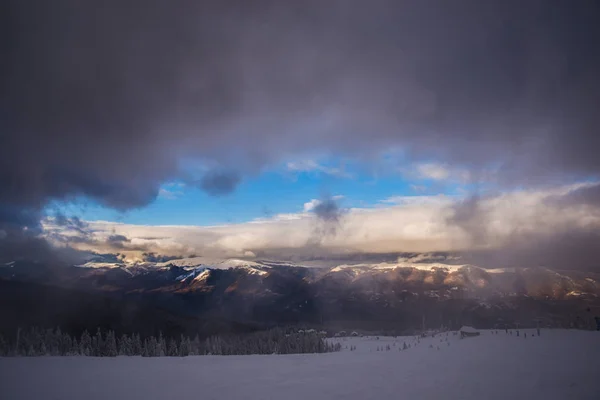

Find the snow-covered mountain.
xmin=4 ymin=256 xmax=600 ymax=300
xmin=2 ymin=256 xmax=599 ymax=334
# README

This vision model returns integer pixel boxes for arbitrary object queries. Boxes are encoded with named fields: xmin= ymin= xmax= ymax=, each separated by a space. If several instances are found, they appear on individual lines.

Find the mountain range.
xmin=2 ymin=256 xmax=599 ymax=338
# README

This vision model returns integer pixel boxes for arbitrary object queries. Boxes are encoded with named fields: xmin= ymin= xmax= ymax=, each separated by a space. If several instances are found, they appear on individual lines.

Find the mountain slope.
xmin=2 ymin=258 xmax=599 ymax=334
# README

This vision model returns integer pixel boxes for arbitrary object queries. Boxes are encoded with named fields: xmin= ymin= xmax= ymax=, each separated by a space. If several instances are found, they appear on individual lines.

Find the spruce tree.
xmin=70 ymin=338 xmax=80 ymax=356
xmin=148 ymin=336 xmax=158 ymax=357
xmin=93 ymin=328 xmax=104 ymax=356
xmin=192 ymin=334 xmax=201 ymax=355
xmin=118 ymin=334 xmax=130 ymax=356
xmin=128 ymin=334 xmax=139 ymax=355
xmin=178 ymin=335 xmax=191 ymax=357
xmin=157 ymin=332 xmax=166 ymax=357
xmin=80 ymin=330 xmax=92 ymax=356
xmin=0 ymin=333 xmax=9 ymax=357
xmin=168 ymin=338 xmax=178 ymax=356
xmin=105 ymin=330 xmax=118 ymax=357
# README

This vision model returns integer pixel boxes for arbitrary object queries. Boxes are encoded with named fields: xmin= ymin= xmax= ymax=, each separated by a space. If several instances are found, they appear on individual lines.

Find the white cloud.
xmin=303 ymin=199 xmax=321 ymax=212
xmin=417 ymin=163 xmax=452 ymax=180
xmin=42 ymin=183 xmax=600 ymax=262
xmin=402 ymin=162 xmax=473 ymax=183
xmin=158 ymin=188 xmax=182 ymax=200
xmin=410 ymin=184 xmax=427 ymax=193
xmin=303 ymin=195 xmax=344 ymax=212
xmin=286 ymin=160 xmax=353 ymax=178
xmin=378 ymin=195 xmax=456 ymax=209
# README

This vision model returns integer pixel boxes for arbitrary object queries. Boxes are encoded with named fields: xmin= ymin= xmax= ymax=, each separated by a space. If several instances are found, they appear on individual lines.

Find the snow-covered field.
xmin=1 ymin=329 xmax=599 ymax=400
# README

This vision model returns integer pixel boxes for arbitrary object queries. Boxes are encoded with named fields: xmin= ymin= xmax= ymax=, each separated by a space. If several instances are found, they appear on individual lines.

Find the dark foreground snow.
xmin=1 ymin=329 xmax=599 ymax=400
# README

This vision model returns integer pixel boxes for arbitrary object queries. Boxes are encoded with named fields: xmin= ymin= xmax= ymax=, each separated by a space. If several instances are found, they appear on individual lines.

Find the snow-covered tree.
xmin=131 ymin=334 xmax=142 ymax=355
xmin=80 ymin=330 xmax=92 ymax=356
xmin=157 ymin=332 xmax=166 ymax=357
xmin=118 ymin=334 xmax=130 ymax=356
xmin=105 ymin=330 xmax=118 ymax=357
xmin=93 ymin=328 xmax=104 ymax=356
xmin=178 ymin=335 xmax=191 ymax=357
xmin=167 ymin=338 xmax=178 ymax=356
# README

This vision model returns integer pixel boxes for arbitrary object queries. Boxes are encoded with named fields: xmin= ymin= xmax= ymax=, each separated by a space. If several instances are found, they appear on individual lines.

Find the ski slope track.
xmin=1 ymin=329 xmax=598 ymax=400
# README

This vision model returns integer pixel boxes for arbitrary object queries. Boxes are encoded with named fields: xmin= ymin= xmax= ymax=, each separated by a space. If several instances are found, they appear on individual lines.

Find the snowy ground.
xmin=1 ymin=329 xmax=599 ymax=400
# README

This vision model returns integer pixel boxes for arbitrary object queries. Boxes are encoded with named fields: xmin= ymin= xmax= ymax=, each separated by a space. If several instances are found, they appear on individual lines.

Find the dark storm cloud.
xmin=462 ymin=228 xmax=600 ymax=272
xmin=2 ymin=0 xmax=600 ymax=260
xmin=54 ymin=214 xmax=89 ymax=235
xmin=448 ymin=186 xmax=600 ymax=271
xmin=106 ymin=234 xmax=131 ymax=249
xmin=447 ymin=195 xmax=488 ymax=246
xmin=310 ymin=196 xmax=345 ymax=243
xmin=141 ymin=252 xmax=181 ymax=263
xmin=198 ymin=170 xmax=241 ymax=196
xmin=313 ymin=198 xmax=343 ymax=226
xmin=545 ymin=183 xmax=600 ymax=208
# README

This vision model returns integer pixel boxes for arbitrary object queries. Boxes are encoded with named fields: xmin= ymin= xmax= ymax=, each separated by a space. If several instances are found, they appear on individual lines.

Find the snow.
xmin=175 ymin=267 xmax=208 ymax=281
xmin=156 ymin=257 xmax=261 ymax=269
xmin=332 ymin=262 xmax=475 ymax=273
xmin=76 ymin=257 xmax=271 ymax=278
xmin=158 ymin=257 xmax=270 ymax=276
xmin=1 ymin=329 xmax=599 ymax=400
xmin=193 ymin=269 xmax=211 ymax=282
xmin=76 ymin=262 xmax=125 ymax=269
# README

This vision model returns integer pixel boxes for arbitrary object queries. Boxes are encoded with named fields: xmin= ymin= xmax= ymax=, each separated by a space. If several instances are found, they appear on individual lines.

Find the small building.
xmin=459 ymin=326 xmax=480 ymax=339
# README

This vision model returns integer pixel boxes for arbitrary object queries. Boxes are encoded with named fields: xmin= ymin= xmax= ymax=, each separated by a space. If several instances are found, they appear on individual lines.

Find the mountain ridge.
xmin=2 ymin=257 xmax=599 ymax=337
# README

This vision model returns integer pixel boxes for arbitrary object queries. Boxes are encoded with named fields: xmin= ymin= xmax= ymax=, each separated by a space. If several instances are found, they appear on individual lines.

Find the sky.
xmin=2 ymin=0 xmax=600 ymax=268
xmin=56 ymin=156 xmax=469 ymax=226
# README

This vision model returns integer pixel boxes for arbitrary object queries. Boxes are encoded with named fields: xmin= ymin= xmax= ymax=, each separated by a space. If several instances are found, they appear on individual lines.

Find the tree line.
xmin=0 ymin=327 xmax=342 ymax=357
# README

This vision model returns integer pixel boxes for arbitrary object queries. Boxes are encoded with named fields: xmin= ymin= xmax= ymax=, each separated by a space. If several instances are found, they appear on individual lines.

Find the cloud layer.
xmin=43 ymin=183 xmax=600 ymax=269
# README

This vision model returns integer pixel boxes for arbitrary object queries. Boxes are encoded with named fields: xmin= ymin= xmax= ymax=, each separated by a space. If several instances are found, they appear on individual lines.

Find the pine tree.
xmin=147 ymin=336 xmax=158 ymax=357
xmin=48 ymin=327 xmax=60 ymax=356
xmin=80 ymin=330 xmax=92 ymax=356
xmin=142 ymin=338 xmax=150 ymax=357
xmin=93 ymin=328 xmax=104 ymax=356
xmin=131 ymin=334 xmax=142 ymax=356
xmin=0 ymin=333 xmax=9 ymax=357
xmin=105 ymin=330 xmax=118 ymax=357
xmin=192 ymin=334 xmax=201 ymax=355
xmin=70 ymin=338 xmax=80 ymax=356
xmin=178 ymin=335 xmax=191 ymax=357
xmin=61 ymin=333 xmax=72 ymax=356
xmin=157 ymin=332 xmax=166 ymax=357
xmin=15 ymin=327 xmax=21 ymax=357
xmin=118 ymin=334 xmax=130 ymax=356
